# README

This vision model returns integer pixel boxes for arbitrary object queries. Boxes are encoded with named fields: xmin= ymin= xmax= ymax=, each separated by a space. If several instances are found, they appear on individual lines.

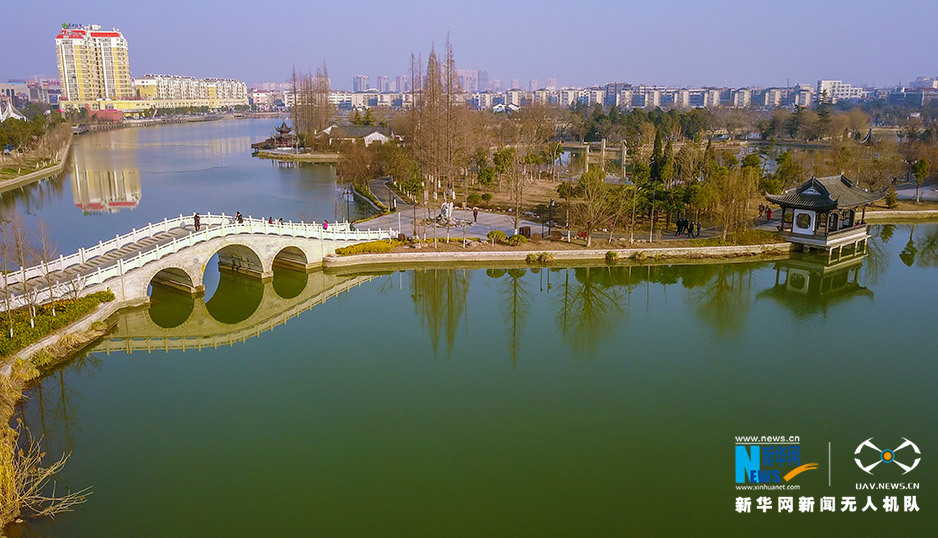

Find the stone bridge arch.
xmin=86 ymin=232 xmax=379 ymax=306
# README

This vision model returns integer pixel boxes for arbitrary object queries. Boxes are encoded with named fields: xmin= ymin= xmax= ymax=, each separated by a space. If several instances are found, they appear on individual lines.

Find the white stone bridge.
xmin=3 ymin=213 xmax=395 ymax=310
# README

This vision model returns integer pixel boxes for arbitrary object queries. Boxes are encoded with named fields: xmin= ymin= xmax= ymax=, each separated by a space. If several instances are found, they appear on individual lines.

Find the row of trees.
xmin=319 ymin=39 xmax=937 ymax=242
xmin=291 ymin=64 xmax=335 ymax=150
xmin=0 ymin=212 xmax=89 ymax=336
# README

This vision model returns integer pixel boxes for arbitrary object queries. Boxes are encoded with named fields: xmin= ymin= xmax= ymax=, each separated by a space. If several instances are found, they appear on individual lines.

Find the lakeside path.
xmin=362 ymin=178 xmax=729 ymax=241
xmin=0 ymin=133 xmax=73 ymax=194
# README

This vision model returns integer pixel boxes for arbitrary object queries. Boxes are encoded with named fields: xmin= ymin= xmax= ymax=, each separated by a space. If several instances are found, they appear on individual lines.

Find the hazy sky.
xmin=2 ymin=0 xmax=935 ymax=89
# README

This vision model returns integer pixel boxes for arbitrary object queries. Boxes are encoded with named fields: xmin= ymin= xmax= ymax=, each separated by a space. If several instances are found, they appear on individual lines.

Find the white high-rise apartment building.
xmin=55 ymin=24 xmax=133 ymax=102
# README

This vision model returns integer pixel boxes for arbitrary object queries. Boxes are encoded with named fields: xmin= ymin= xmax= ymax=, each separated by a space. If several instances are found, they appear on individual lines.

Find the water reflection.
xmin=71 ymin=165 xmax=141 ymax=214
xmin=555 ymin=267 xmax=624 ymax=357
xmin=411 ymin=269 xmax=471 ymax=356
xmin=756 ymin=253 xmax=872 ymax=316
xmin=97 ymin=270 xmax=377 ymax=354
xmin=70 ymin=130 xmax=142 ymax=214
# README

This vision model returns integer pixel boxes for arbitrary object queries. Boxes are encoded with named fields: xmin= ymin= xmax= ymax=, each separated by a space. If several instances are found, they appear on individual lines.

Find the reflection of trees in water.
xmin=555 ymin=267 xmax=624 ymax=358
xmin=498 ymin=269 xmax=531 ymax=367
xmin=913 ymin=224 xmax=938 ymax=268
xmin=687 ymin=264 xmax=753 ymax=335
xmin=0 ymin=172 xmax=67 ymax=218
xmin=899 ymin=224 xmax=917 ymax=267
xmin=876 ymin=224 xmax=895 ymax=244
xmin=863 ymin=229 xmax=890 ymax=286
xmin=20 ymin=353 xmax=101 ymax=459
xmin=410 ymin=269 xmax=471 ymax=356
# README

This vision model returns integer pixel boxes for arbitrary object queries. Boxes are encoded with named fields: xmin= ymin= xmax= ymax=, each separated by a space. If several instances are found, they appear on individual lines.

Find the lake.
xmin=3 ymin=120 xmax=937 ymax=536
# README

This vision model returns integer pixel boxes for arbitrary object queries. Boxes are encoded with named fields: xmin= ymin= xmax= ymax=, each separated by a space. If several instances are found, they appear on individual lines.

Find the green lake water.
xmin=3 ymin=121 xmax=937 ymax=536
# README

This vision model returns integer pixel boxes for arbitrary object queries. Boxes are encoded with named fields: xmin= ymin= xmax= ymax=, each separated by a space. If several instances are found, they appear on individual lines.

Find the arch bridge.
xmin=3 ymin=213 xmax=395 ymax=309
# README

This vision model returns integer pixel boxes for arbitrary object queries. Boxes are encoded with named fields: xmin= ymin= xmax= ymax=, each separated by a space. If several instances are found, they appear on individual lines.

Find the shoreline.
xmin=253 ymin=150 xmax=343 ymax=162
xmin=322 ymin=242 xmax=795 ymax=270
xmin=0 ymin=133 xmax=73 ymax=195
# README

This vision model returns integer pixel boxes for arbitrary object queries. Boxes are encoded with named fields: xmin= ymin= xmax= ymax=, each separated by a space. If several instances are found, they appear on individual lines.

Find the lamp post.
xmin=346 ymin=184 xmax=351 ymax=224
xmin=547 ymin=198 xmax=555 ymax=238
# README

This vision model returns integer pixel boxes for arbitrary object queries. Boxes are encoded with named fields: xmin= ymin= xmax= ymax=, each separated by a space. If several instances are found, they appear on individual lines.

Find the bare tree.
xmin=37 ymin=219 xmax=58 ymax=316
xmin=8 ymin=210 xmax=37 ymax=327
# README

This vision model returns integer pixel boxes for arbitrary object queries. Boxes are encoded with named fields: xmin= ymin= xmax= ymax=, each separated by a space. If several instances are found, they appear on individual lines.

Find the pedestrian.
xmin=473 ymin=206 xmax=479 ymax=223
xmin=766 ymin=208 xmax=772 ymax=221
xmin=193 ymin=212 xmax=201 ymax=231
xmin=696 ymin=220 xmax=701 ymax=237
xmin=278 ymin=217 xmax=284 ymax=225
xmin=268 ymin=216 xmax=273 ymax=225
xmin=236 ymin=211 xmax=243 ymax=224
xmin=323 ymin=220 xmax=328 ymax=230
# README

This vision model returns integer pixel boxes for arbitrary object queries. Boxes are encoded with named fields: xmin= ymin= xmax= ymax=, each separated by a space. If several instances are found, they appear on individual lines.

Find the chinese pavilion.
xmin=766 ymin=174 xmax=883 ymax=257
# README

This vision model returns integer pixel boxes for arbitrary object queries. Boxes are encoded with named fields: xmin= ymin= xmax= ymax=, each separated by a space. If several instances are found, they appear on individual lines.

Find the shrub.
xmin=525 ymin=253 xmax=539 ymax=264
xmin=467 ymin=193 xmax=482 ymax=205
xmin=605 ymin=251 xmax=618 ymax=263
xmin=0 ymin=290 xmax=115 ymax=358
xmin=481 ymin=193 xmax=493 ymax=202
xmin=537 ymin=252 xmax=554 ymax=264
xmin=885 ymin=185 xmax=899 ymax=208
xmin=487 ymin=230 xmax=507 ymax=243
xmin=632 ymin=250 xmax=647 ymax=261
xmin=334 ymin=240 xmax=402 ymax=256
xmin=507 ymin=234 xmax=527 ymax=246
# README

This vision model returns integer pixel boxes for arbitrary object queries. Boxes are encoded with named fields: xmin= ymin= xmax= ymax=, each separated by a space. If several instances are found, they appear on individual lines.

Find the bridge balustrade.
xmin=1 ymin=214 xmax=393 ymax=310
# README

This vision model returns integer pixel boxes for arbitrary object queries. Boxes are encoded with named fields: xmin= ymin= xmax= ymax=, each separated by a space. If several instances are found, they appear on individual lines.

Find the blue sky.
xmin=2 ymin=0 xmax=935 ymax=89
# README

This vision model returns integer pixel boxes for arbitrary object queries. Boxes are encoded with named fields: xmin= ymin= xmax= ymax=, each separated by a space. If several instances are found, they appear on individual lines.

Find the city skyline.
xmin=2 ymin=0 xmax=936 ymax=91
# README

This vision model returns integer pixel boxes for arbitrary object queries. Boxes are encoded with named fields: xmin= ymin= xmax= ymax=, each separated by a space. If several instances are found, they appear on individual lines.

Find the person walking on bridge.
xmin=235 ymin=211 xmax=243 ymax=224
xmin=193 ymin=212 xmax=201 ymax=231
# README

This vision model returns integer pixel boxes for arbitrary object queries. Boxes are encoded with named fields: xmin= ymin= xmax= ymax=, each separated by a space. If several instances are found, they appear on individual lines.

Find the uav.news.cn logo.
xmin=855 ymin=437 xmax=921 ymax=475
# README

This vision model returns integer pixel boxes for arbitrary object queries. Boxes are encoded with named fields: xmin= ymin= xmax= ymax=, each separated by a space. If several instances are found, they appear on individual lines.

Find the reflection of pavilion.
xmin=72 ymin=164 xmax=142 ymax=213
xmin=757 ymin=251 xmax=872 ymax=315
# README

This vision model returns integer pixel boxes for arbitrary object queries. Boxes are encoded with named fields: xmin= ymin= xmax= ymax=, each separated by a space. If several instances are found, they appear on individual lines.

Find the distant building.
xmin=353 ymin=74 xmax=369 ymax=92
xmin=0 ymin=100 xmax=27 ymax=121
xmin=132 ymin=75 xmax=247 ymax=107
xmin=0 ymin=82 xmax=28 ymax=107
xmin=529 ymin=79 xmax=538 ymax=91
xmin=909 ymin=76 xmax=938 ymax=90
xmin=55 ymin=24 xmax=133 ymax=102
xmin=377 ymin=75 xmax=389 ymax=93
xmin=323 ymin=124 xmax=393 ymax=146
xmin=546 ymin=78 xmax=557 ymax=91
xmin=816 ymin=80 xmax=865 ymax=103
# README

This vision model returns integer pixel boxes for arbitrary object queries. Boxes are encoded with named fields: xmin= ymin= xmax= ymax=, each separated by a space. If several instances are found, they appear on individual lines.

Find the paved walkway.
xmin=896 ymin=180 xmax=938 ymax=202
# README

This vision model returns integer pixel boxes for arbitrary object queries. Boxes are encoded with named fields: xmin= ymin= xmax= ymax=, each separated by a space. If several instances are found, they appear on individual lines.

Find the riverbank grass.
xmin=0 ymin=291 xmax=115 ymax=359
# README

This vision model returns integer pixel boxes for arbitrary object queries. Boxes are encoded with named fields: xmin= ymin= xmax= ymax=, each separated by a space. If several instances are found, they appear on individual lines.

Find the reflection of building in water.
xmin=757 ymin=251 xmax=872 ymax=315
xmin=71 ymin=162 xmax=142 ymax=213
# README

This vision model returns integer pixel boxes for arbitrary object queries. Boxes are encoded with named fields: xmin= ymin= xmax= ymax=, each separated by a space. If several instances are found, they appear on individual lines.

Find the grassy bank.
xmin=0 ymin=291 xmax=115 ymax=359
xmin=0 ymin=292 xmax=114 ymax=527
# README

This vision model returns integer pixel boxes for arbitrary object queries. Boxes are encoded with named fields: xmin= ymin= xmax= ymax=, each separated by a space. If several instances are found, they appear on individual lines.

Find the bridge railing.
xmin=2 ymin=216 xmax=393 ymax=310
xmin=3 ymin=213 xmax=359 ymax=286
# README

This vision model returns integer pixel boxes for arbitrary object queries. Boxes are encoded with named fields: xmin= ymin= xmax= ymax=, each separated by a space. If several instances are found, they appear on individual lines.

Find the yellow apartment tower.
xmin=55 ymin=24 xmax=133 ymax=102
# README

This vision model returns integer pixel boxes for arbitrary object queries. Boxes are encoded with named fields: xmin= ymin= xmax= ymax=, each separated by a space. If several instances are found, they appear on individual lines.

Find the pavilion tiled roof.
xmin=765 ymin=174 xmax=883 ymax=211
